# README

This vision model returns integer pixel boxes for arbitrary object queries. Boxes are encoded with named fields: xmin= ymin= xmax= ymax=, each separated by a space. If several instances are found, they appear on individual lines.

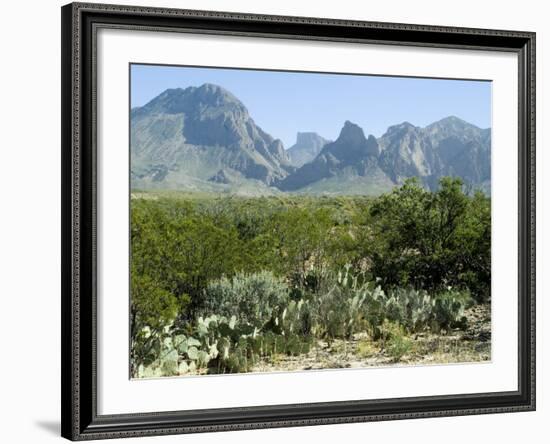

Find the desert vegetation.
xmin=130 ymin=177 xmax=491 ymax=378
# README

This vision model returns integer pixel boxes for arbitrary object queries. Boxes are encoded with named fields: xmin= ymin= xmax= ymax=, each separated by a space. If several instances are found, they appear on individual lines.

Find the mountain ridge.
xmin=131 ymin=84 xmax=491 ymax=195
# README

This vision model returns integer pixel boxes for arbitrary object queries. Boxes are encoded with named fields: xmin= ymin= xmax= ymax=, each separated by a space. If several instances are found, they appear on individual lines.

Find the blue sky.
xmin=131 ymin=64 xmax=492 ymax=148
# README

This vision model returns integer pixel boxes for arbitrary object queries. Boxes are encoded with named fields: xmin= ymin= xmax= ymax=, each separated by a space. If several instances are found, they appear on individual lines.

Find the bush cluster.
xmin=130 ymin=178 xmax=489 ymax=376
xmin=134 ymin=270 xmax=472 ymax=377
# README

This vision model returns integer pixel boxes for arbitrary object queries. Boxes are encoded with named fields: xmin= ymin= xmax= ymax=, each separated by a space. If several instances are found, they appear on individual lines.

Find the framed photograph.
xmin=61 ymin=2 xmax=535 ymax=440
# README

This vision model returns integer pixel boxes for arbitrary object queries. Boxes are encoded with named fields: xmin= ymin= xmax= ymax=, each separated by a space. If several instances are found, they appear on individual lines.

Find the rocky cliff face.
xmin=377 ymin=116 xmax=491 ymax=191
xmin=286 ymin=132 xmax=330 ymax=167
xmin=131 ymin=83 xmax=293 ymax=189
xmin=422 ymin=116 xmax=491 ymax=190
xmin=377 ymin=122 xmax=435 ymax=182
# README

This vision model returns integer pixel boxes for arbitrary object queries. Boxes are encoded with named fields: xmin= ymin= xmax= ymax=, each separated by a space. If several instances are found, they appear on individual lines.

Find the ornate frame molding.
xmin=61 ymin=2 xmax=535 ymax=440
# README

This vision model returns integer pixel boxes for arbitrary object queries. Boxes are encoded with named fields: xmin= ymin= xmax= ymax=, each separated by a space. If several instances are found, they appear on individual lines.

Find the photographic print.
xmin=62 ymin=5 xmax=535 ymax=438
xmin=129 ymin=64 xmax=492 ymax=379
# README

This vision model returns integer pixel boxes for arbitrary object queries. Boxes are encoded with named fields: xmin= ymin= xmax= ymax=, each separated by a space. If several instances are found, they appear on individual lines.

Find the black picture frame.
xmin=61 ymin=2 xmax=536 ymax=440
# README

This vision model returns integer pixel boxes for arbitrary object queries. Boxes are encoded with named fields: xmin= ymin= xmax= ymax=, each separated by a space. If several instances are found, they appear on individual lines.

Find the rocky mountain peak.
xmin=131 ymin=83 xmax=292 ymax=189
xmin=296 ymin=132 xmax=326 ymax=146
xmin=134 ymin=84 xmax=248 ymax=118
xmin=384 ymin=121 xmax=417 ymax=137
xmin=321 ymin=121 xmax=380 ymax=163
xmin=286 ymin=132 xmax=330 ymax=167
xmin=192 ymin=83 xmax=245 ymax=109
xmin=432 ymin=115 xmax=470 ymax=126
xmin=425 ymin=115 xmax=488 ymax=146
xmin=338 ymin=120 xmax=367 ymax=145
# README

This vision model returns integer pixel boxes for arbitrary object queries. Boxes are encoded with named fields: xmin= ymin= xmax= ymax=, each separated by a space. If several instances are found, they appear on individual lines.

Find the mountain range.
xmin=131 ymin=83 xmax=491 ymax=196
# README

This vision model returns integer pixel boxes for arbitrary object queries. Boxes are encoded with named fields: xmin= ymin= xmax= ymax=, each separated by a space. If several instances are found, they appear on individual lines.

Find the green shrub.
xmin=379 ymin=320 xmax=412 ymax=362
xmin=203 ymin=271 xmax=289 ymax=327
xmin=129 ymin=188 xmax=491 ymax=378
xmin=367 ymin=177 xmax=490 ymax=299
xmin=387 ymin=331 xmax=412 ymax=362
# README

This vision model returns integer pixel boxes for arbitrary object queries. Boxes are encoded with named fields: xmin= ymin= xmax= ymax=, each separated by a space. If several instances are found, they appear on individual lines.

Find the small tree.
xmin=365 ymin=177 xmax=490 ymax=302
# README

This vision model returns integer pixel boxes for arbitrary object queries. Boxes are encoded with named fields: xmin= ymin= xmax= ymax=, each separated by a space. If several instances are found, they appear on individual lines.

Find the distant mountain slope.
xmin=131 ymin=84 xmax=294 ymax=191
xmin=421 ymin=116 xmax=491 ymax=190
xmin=286 ymin=132 xmax=330 ymax=167
xmin=378 ymin=116 xmax=491 ymax=189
